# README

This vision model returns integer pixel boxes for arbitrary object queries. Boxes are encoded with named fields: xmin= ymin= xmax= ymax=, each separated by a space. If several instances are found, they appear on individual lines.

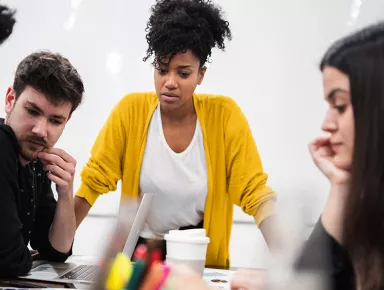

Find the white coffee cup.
xmin=164 ymin=229 xmax=210 ymax=276
xmin=164 ymin=233 xmax=210 ymax=259
xmin=168 ymin=228 xmax=206 ymax=238
xmin=166 ymin=255 xmax=206 ymax=276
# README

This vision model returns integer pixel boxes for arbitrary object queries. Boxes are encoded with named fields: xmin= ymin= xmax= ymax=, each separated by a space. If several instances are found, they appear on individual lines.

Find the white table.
xmin=70 ymin=256 xmax=236 ymax=289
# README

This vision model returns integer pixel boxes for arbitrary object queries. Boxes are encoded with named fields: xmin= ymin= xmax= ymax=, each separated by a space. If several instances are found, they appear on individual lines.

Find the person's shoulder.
xmin=0 ymin=125 xmax=19 ymax=174
xmin=0 ymin=124 xmax=18 ymax=159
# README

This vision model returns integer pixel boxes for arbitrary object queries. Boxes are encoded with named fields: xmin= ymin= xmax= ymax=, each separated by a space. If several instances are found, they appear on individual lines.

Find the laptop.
xmin=18 ymin=193 xmax=154 ymax=286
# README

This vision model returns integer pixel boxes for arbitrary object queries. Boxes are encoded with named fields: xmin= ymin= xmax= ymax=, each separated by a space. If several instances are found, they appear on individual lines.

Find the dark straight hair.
xmin=320 ymin=22 xmax=384 ymax=290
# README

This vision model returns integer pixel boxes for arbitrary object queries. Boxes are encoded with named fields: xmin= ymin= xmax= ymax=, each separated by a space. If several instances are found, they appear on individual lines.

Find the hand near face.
xmin=309 ymin=136 xmax=351 ymax=186
xmin=38 ymin=148 xmax=76 ymax=199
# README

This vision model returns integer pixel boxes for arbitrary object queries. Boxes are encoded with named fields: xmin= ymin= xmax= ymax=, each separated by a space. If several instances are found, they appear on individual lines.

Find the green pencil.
xmin=125 ymin=260 xmax=146 ymax=290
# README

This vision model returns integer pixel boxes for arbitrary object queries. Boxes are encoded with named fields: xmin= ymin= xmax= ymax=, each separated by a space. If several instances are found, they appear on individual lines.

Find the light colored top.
xmin=76 ymin=92 xmax=276 ymax=267
xmin=139 ymin=104 xmax=207 ymax=238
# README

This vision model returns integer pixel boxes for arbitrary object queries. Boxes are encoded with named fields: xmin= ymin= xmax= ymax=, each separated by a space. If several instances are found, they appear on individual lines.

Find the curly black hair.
xmin=0 ymin=4 xmax=16 ymax=45
xmin=143 ymin=0 xmax=232 ymax=67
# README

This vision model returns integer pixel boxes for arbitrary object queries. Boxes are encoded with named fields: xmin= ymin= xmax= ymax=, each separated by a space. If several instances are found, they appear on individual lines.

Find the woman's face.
xmin=154 ymin=50 xmax=206 ymax=113
xmin=321 ymin=66 xmax=355 ymax=170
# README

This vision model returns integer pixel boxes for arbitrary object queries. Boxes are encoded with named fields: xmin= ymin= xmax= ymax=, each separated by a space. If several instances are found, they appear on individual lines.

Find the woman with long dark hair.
xmin=301 ymin=21 xmax=384 ymax=290
xmin=228 ymin=21 xmax=384 ymax=290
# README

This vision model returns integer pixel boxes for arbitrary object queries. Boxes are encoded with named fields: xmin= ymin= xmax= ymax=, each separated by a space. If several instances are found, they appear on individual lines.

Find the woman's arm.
xmin=74 ymin=196 xmax=92 ymax=228
xmin=223 ymin=98 xmax=277 ymax=247
xmin=75 ymin=99 xmax=127 ymax=226
xmin=257 ymin=213 xmax=278 ymax=250
xmin=321 ymin=184 xmax=349 ymax=244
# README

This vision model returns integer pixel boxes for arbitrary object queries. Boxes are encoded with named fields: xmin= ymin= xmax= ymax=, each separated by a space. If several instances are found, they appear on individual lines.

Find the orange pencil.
xmin=139 ymin=262 xmax=163 ymax=290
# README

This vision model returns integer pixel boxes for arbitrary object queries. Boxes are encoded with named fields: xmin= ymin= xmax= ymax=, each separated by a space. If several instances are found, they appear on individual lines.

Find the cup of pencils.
xmin=103 ymin=241 xmax=172 ymax=290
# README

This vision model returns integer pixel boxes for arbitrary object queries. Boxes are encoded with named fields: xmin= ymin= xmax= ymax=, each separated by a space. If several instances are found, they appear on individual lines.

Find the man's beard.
xmin=19 ymin=135 xmax=48 ymax=161
xmin=7 ymin=109 xmax=49 ymax=162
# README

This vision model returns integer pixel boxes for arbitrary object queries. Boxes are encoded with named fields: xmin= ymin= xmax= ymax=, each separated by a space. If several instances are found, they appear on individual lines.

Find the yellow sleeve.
xmin=76 ymin=101 xmax=126 ymax=206
xmin=225 ymin=101 xmax=276 ymax=225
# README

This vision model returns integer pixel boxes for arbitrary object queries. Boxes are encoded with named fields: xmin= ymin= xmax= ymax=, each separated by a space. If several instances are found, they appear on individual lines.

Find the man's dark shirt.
xmin=0 ymin=120 xmax=71 ymax=277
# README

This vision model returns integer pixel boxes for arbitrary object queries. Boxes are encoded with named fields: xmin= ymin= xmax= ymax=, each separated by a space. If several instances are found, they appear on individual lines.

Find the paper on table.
xmin=203 ymin=268 xmax=235 ymax=290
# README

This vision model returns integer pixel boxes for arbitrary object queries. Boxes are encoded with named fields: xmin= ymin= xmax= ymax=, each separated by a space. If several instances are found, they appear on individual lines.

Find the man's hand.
xmin=38 ymin=148 xmax=76 ymax=199
xmin=38 ymin=148 xmax=77 ymax=253
xmin=30 ymin=249 xmax=41 ymax=261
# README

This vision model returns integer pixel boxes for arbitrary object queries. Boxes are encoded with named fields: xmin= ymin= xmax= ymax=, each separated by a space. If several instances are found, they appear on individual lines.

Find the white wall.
xmin=1 ymin=0 xmax=384 ymax=267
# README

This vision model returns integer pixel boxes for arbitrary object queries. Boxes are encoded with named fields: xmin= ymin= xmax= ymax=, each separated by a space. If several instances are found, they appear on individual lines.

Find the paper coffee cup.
xmin=168 ymin=228 xmax=206 ymax=238
xmin=164 ymin=234 xmax=210 ymax=260
xmin=166 ymin=255 xmax=206 ymax=276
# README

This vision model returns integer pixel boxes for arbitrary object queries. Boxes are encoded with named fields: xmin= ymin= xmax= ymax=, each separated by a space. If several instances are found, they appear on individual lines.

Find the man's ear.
xmin=197 ymin=66 xmax=207 ymax=85
xmin=5 ymin=87 xmax=16 ymax=114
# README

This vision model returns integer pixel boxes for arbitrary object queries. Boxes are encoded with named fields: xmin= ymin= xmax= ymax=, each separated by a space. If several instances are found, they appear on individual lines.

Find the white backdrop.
xmin=0 ymin=0 xmax=383 ymax=223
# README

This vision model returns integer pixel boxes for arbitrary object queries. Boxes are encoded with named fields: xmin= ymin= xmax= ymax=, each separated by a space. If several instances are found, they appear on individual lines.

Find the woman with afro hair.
xmin=75 ymin=0 xmax=277 ymax=268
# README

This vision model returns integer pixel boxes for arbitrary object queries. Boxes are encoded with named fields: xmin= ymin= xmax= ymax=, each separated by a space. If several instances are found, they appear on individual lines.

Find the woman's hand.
xmin=163 ymin=265 xmax=213 ymax=290
xmin=309 ymin=135 xmax=351 ymax=244
xmin=309 ymin=136 xmax=351 ymax=185
xmin=230 ymin=269 xmax=267 ymax=290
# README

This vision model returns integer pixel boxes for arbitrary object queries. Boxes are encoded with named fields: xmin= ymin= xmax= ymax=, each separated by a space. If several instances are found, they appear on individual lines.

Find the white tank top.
xmin=139 ymin=105 xmax=208 ymax=239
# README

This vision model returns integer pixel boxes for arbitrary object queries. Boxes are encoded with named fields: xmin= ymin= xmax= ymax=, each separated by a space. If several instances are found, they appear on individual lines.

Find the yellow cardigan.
xmin=76 ymin=92 xmax=276 ymax=267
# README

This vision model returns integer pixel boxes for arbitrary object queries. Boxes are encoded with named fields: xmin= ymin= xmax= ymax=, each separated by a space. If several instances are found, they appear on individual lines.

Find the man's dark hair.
xmin=13 ymin=51 xmax=84 ymax=113
xmin=0 ymin=4 xmax=16 ymax=45
xmin=143 ymin=0 xmax=232 ymax=67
